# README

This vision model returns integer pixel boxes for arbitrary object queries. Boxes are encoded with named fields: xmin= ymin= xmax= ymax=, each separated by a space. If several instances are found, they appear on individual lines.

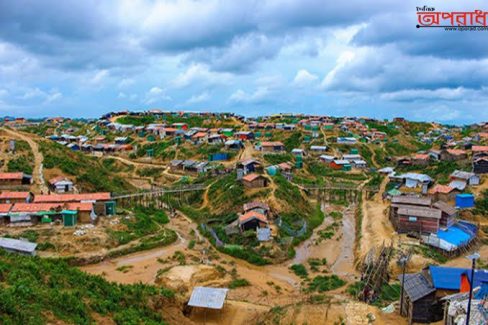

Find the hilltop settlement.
xmin=1 ymin=110 xmax=488 ymax=324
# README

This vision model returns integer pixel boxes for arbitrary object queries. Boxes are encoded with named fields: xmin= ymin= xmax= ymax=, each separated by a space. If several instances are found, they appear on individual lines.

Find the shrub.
xmin=229 ymin=278 xmax=250 ymax=289
xmin=0 ymin=250 xmax=174 ymax=324
xmin=7 ymin=156 xmax=33 ymax=174
xmin=290 ymin=264 xmax=308 ymax=278
xmin=306 ymin=275 xmax=346 ymax=292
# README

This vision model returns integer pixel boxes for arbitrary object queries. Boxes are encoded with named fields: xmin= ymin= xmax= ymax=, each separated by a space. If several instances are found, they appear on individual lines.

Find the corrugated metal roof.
xmin=188 ymin=287 xmax=228 ymax=309
xmin=0 ymin=237 xmax=37 ymax=253
xmin=398 ymin=273 xmax=435 ymax=302
xmin=391 ymin=196 xmax=432 ymax=206
xmin=433 ymin=201 xmax=457 ymax=216
xmin=397 ymin=206 xmax=442 ymax=219
xmin=449 ymin=180 xmax=467 ymax=191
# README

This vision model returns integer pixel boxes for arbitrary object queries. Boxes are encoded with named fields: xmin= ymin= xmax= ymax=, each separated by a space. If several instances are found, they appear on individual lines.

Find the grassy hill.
xmin=0 ymin=250 xmax=175 ymax=325
xmin=40 ymin=141 xmax=134 ymax=193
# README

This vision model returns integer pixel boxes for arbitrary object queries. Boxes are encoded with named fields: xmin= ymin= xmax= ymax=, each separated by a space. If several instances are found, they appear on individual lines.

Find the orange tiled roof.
xmin=239 ymin=211 xmax=268 ymax=224
xmin=472 ymin=146 xmax=488 ymax=152
xmin=0 ymin=191 xmax=30 ymax=199
xmin=11 ymin=203 xmax=63 ymax=213
xmin=192 ymin=132 xmax=207 ymax=138
xmin=0 ymin=172 xmax=24 ymax=180
xmin=242 ymin=173 xmax=262 ymax=182
xmin=429 ymin=185 xmax=454 ymax=194
xmin=34 ymin=193 xmax=111 ymax=203
xmin=414 ymin=154 xmax=429 ymax=160
xmin=65 ymin=202 xmax=93 ymax=212
xmin=0 ymin=203 xmax=12 ymax=213
xmin=261 ymin=141 xmax=284 ymax=147
xmin=446 ymin=149 xmax=466 ymax=155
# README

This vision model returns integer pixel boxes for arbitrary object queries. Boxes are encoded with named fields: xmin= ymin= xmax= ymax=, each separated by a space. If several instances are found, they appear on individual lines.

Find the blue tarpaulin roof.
xmin=430 ymin=266 xmax=488 ymax=290
xmin=436 ymin=224 xmax=473 ymax=247
xmin=475 ymin=282 xmax=488 ymax=299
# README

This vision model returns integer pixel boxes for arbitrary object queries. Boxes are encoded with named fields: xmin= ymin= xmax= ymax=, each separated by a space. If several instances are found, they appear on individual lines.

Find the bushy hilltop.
xmin=0 ymin=250 xmax=179 ymax=324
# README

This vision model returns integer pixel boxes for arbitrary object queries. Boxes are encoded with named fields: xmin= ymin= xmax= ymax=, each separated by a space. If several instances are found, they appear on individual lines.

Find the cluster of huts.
xmin=389 ymin=195 xmax=477 ymax=254
xmin=319 ymin=150 xmax=368 ymax=171
xmin=400 ymin=265 xmax=488 ymax=324
xmin=0 ymin=191 xmax=115 ymax=227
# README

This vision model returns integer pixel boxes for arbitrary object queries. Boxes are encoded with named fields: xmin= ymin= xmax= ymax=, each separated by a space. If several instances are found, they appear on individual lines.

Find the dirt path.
xmin=359 ymin=188 xmax=394 ymax=259
xmin=291 ymin=203 xmax=359 ymax=282
xmin=331 ymin=205 xmax=358 ymax=280
xmin=106 ymin=155 xmax=167 ymax=168
xmin=1 ymin=127 xmax=48 ymax=193
xmin=239 ymin=142 xmax=255 ymax=160
xmin=364 ymin=144 xmax=379 ymax=168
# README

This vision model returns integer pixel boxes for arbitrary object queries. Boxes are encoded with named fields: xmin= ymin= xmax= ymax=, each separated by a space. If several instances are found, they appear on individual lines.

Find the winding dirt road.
xmin=1 ymin=127 xmax=48 ymax=193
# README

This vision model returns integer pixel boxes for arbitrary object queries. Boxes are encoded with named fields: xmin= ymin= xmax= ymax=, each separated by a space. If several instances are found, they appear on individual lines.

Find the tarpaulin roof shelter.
xmin=188 ymin=287 xmax=228 ymax=309
xmin=429 ymin=266 xmax=488 ymax=290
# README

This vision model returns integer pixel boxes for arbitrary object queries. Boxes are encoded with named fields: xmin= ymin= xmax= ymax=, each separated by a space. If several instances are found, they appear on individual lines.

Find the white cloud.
xmin=90 ymin=69 xmax=110 ymax=86
xmin=45 ymin=91 xmax=62 ymax=103
xmin=118 ymin=78 xmax=135 ymax=89
xmin=21 ymin=87 xmax=62 ymax=104
xmin=186 ymin=92 xmax=210 ymax=104
xmin=293 ymin=69 xmax=318 ymax=86
xmin=144 ymin=86 xmax=171 ymax=104
xmin=229 ymin=87 xmax=270 ymax=103
xmin=172 ymin=64 xmax=231 ymax=88
xmin=321 ymin=50 xmax=356 ymax=89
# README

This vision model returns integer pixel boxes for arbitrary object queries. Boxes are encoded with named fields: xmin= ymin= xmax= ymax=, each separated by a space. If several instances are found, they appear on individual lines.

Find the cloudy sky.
xmin=1 ymin=0 xmax=488 ymax=123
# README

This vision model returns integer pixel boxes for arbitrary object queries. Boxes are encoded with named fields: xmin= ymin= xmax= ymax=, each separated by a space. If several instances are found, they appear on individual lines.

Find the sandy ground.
xmin=1 ymin=127 xmax=47 ymax=193
xmin=359 ymin=177 xmax=395 ymax=259
xmin=78 ymin=202 xmax=408 ymax=325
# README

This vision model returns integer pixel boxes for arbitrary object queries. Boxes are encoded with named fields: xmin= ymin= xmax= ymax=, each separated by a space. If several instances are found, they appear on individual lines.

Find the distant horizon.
xmin=2 ymin=1 xmax=488 ymax=124
xmin=5 ymin=108 xmax=485 ymax=126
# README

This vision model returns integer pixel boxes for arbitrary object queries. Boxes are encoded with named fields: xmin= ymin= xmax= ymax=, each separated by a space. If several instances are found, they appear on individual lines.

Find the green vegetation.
xmin=416 ymin=245 xmax=448 ymax=264
xmin=346 ymin=281 xmax=400 ymax=306
xmin=136 ymin=167 xmax=163 ymax=177
xmin=40 ymin=141 xmax=133 ymax=193
xmin=101 ymin=158 xmax=134 ymax=173
xmin=229 ymin=278 xmax=250 ymax=289
xmin=365 ymin=121 xmax=400 ymax=136
xmin=107 ymin=229 xmax=177 ymax=259
xmin=308 ymin=258 xmax=327 ymax=272
xmin=0 ymin=250 xmax=174 ymax=324
xmin=135 ymin=141 xmax=175 ymax=159
xmin=7 ymin=156 xmax=33 ymax=174
xmin=306 ymin=275 xmax=346 ymax=292
xmin=290 ymin=264 xmax=308 ymax=278
xmin=346 ymin=281 xmax=365 ymax=297
xmin=374 ymin=283 xmax=401 ymax=307
xmin=116 ymin=115 xmax=156 ymax=126
xmin=108 ymin=206 xmax=169 ymax=245
xmin=207 ymin=173 xmax=246 ymax=213
xmin=263 ymin=153 xmax=294 ymax=165
xmin=220 ymin=244 xmax=269 ymax=265
xmin=318 ymin=221 xmax=340 ymax=241
xmin=366 ymin=173 xmax=383 ymax=188
xmin=385 ymin=141 xmax=411 ymax=156
xmin=283 ymin=132 xmax=302 ymax=151
xmin=475 ymin=190 xmax=488 ymax=216
xmin=405 ymin=121 xmax=432 ymax=136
